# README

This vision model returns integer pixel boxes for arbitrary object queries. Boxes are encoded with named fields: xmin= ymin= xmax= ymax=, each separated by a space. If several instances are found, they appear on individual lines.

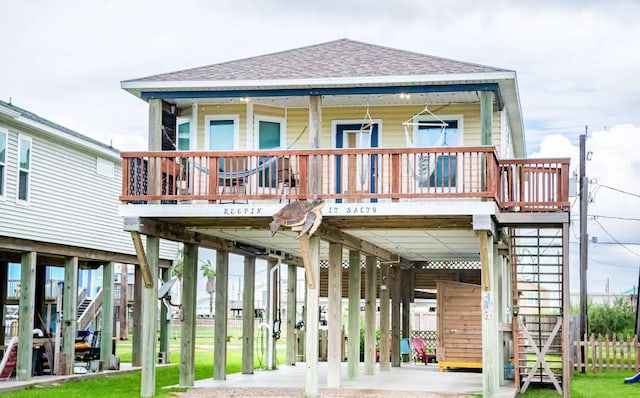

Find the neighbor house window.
xmin=0 ymin=128 xmax=7 ymax=198
xmin=96 ymin=157 xmax=115 ymax=178
xmin=17 ymin=135 xmax=32 ymax=202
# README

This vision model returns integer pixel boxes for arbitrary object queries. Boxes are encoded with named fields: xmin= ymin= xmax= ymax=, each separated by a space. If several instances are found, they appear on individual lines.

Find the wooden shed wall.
xmin=437 ymin=280 xmax=482 ymax=366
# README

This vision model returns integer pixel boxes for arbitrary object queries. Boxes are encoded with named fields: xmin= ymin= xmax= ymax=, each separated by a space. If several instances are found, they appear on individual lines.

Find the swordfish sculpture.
xmin=269 ymin=198 xmax=325 ymax=238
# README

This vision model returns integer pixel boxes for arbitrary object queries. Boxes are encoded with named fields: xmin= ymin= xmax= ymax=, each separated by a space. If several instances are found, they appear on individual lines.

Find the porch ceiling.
xmin=188 ymin=226 xmax=480 ymax=263
xmin=173 ymin=91 xmax=482 ymax=109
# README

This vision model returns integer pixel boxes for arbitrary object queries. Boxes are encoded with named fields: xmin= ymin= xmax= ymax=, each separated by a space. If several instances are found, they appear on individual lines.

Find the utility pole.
xmin=579 ymin=129 xmax=588 ymax=372
xmin=635 ymin=263 xmax=640 ymax=335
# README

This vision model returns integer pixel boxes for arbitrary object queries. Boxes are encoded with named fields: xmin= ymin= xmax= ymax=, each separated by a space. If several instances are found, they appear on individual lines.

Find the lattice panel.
xmin=418 ymin=259 xmax=481 ymax=270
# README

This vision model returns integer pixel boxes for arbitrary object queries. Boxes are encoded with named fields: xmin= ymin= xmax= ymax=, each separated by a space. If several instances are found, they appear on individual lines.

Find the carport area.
xmin=180 ymin=362 xmax=516 ymax=397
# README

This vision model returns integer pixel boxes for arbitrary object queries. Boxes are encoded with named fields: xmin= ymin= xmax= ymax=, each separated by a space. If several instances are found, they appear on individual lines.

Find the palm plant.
xmin=200 ymin=259 xmax=216 ymax=317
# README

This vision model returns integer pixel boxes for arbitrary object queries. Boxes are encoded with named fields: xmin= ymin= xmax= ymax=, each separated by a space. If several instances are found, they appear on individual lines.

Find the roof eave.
xmin=497 ymin=77 xmax=526 ymax=158
xmin=121 ymin=71 xmax=517 ymax=97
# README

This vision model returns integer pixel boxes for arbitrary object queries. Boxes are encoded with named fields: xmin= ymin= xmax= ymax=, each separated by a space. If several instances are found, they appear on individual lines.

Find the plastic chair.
xmin=411 ymin=337 xmax=427 ymax=364
xmin=400 ymin=337 xmax=411 ymax=362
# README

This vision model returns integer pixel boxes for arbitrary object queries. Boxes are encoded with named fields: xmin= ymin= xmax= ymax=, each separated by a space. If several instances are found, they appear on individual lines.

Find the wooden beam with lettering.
xmin=124 ymin=217 xmax=304 ymax=267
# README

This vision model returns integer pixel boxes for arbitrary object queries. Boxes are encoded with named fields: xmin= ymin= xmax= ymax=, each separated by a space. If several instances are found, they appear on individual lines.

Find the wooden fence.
xmin=573 ymin=333 xmax=640 ymax=373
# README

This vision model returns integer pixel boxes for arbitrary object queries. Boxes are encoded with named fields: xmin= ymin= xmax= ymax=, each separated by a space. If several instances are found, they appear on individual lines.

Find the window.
xmin=256 ymin=117 xmax=285 ymax=187
xmin=96 ymin=157 xmax=114 ymax=178
xmin=204 ymin=115 xmax=238 ymax=151
xmin=415 ymin=117 xmax=462 ymax=188
xmin=176 ymin=118 xmax=191 ymax=150
xmin=17 ymin=135 xmax=31 ymax=202
xmin=0 ymin=128 xmax=6 ymax=198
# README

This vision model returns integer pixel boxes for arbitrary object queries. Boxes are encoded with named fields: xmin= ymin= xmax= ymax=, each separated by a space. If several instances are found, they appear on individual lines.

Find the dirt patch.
xmin=176 ymin=387 xmax=470 ymax=397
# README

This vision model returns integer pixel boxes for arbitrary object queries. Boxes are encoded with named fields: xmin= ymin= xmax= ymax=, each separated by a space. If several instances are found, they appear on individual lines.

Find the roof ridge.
xmin=0 ymin=99 xmax=119 ymax=153
xmin=124 ymin=38 xmax=513 ymax=84
xmin=124 ymin=38 xmax=349 ymax=83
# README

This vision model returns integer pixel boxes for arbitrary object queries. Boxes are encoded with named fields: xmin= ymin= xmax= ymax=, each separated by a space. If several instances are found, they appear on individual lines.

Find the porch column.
xmin=327 ymin=242 xmax=343 ymax=387
xmin=100 ymin=262 xmax=115 ymax=370
xmin=364 ymin=255 xmax=377 ymax=375
xmin=213 ymin=250 xmax=229 ymax=380
xmin=347 ymin=250 xmax=361 ymax=380
xmin=285 ymin=262 xmax=296 ymax=366
xmin=141 ymin=237 xmax=159 ymax=398
xmin=401 ymin=269 xmax=411 ymax=340
xmin=270 ymin=259 xmax=279 ymax=369
xmin=132 ymin=265 xmax=143 ymax=367
xmin=265 ymin=259 xmax=278 ymax=370
xmin=17 ymin=251 xmax=36 ymax=381
xmin=308 ymin=95 xmax=322 ymax=194
xmin=61 ymin=257 xmax=78 ymax=375
xmin=0 ymin=261 xmax=7 ymax=347
xmin=180 ymin=243 xmax=198 ymax=387
xmin=159 ymin=266 xmax=171 ymax=364
xmin=35 ymin=265 xmax=45 ymax=331
xmin=379 ymin=263 xmax=390 ymax=371
xmin=304 ymin=236 xmax=321 ymax=397
xmin=243 ymin=256 xmax=256 ymax=374
xmin=480 ymin=91 xmax=494 ymax=146
xmin=390 ymin=266 xmax=401 ymax=367
xmin=148 ymin=98 xmax=163 ymax=200
xmin=478 ymin=230 xmax=499 ymax=397
xmin=119 ymin=264 xmax=129 ymax=340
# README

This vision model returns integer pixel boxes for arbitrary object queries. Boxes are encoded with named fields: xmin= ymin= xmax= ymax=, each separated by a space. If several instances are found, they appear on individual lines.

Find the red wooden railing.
xmin=120 ymin=148 xmax=569 ymax=212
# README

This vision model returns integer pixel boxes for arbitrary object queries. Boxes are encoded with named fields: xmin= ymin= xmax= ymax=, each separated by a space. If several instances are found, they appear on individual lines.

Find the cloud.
xmin=535 ymin=125 xmax=640 ymax=294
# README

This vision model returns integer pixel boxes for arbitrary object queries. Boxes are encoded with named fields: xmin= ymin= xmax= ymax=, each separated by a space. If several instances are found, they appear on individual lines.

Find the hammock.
xmin=403 ymin=106 xmax=450 ymax=187
xmin=189 ymin=125 xmax=308 ymax=179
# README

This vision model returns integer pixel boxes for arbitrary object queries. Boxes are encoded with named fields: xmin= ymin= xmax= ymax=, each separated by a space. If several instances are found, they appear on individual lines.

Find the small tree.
xmin=170 ymin=247 xmax=184 ymax=318
xmin=200 ymin=259 xmax=216 ymax=317
xmin=588 ymin=297 xmax=635 ymax=336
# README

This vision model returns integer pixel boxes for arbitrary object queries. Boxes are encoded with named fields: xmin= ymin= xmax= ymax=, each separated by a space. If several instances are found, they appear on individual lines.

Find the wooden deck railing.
xmin=120 ymin=147 xmax=570 ymax=212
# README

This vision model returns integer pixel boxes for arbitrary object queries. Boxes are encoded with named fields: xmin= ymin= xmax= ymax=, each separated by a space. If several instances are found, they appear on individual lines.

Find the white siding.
xmin=500 ymin=110 xmax=515 ymax=159
xmin=0 ymin=120 xmax=177 ymax=261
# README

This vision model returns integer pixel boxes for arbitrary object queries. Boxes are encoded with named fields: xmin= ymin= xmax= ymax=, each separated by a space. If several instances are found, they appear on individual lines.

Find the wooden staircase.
xmin=77 ymin=287 xmax=103 ymax=330
xmin=511 ymin=227 xmax=566 ymax=395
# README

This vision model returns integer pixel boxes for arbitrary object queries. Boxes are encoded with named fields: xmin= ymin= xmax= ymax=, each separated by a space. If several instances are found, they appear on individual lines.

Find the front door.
xmin=335 ymin=123 xmax=378 ymax=203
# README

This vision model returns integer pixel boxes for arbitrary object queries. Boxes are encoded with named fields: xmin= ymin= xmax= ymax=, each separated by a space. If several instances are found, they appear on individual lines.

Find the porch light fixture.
xmin=239 ymin=97 xmax=250 ymax=103
xmin=398 ymin=93 xmax=411 ymax=99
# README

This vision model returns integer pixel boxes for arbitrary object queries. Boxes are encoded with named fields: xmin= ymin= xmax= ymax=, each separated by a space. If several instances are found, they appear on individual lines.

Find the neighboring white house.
xmin=0 ymin=100 xmax=178 ymax=354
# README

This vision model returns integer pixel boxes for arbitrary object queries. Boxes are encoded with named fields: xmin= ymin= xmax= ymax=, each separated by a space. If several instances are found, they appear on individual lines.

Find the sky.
xmin=1 ymin=0 xmax=639 ymax=295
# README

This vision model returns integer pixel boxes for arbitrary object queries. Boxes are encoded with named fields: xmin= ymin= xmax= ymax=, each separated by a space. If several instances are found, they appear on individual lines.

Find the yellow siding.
xmin=253 ymin=104 xmax=286 ymax=118
xmin=194 ymin=103 xmax=502 ymax=152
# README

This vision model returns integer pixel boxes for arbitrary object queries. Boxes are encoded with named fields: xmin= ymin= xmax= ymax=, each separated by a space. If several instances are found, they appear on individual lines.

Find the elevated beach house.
xmin=120 ymin=39 xmax=570 ymax=397
xmin=0 ymin=100 xmax=176 ymax=380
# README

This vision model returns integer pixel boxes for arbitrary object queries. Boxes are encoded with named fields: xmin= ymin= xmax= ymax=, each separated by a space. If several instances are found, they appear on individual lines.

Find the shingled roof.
xmin=126 ymin=39 xmax=510 ymax=83
xmin=0 ymin=100 xmax=119 ymax=154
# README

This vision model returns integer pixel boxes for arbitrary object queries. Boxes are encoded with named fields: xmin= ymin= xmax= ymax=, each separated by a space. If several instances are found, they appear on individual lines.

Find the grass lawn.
xmin=518 ymin=370 xmax=640 ymax=397
xmin=3 ymin=336 xmax=287 ymax=398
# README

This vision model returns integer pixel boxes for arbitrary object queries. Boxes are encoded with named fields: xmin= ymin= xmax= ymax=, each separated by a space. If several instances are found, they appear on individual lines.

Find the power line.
xmin=590 ymin=214 xmax=640 ymax=222
xmin=596 ymin=184 xmax=640 ymax=200
xmin=593 ymin=218 xmax=640 ymax=258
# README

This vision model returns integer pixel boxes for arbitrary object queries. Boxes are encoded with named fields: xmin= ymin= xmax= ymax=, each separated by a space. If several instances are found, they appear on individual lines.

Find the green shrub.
xmin=587 ymin=297 xmax=635 ymax=336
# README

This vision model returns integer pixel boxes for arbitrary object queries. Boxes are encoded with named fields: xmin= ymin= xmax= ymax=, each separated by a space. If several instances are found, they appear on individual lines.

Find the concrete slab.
xmin=190 ymin=362 xmax=516 ymax=397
